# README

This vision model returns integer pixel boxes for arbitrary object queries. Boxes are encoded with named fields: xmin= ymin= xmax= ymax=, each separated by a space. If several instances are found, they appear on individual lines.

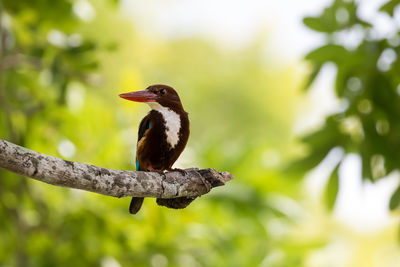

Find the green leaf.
xmin=389 ymin=185 xmax=400 ymax=210
xmin=305 ymin=44 xmax=349 ymax=64
xmin=379 ymin=0 xmax=400 ymax=16
xmin=303 ymin=17 xmax=336 ymax=33
xmin=303 ymin=0 xmax=368 ymax=33
xmin=324 ymin=163 xmax=340 ymax=210
xmin=303 ymin=64 xmax=322 ymax=91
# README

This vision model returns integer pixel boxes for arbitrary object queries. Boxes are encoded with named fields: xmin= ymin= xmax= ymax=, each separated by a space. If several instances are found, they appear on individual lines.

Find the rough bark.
xmin=0 ymin=139 xmax=233 ymax=200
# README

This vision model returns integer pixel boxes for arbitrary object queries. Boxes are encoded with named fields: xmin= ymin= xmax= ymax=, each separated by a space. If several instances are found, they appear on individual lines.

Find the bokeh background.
xmin=1 ymin=0 xmax=400 ymax=266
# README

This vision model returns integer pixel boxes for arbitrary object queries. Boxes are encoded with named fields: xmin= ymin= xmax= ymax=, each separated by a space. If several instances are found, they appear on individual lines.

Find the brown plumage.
xmin=119 ymin=85 xmax=190 ymax=214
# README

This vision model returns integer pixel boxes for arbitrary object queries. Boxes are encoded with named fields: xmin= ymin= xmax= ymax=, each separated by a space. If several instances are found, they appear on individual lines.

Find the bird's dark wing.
xmin=130 ymin=114 xmax=151 ymax=215
xmin=138 ymin=114 xmax=151 ymax=142
xmin=135 ymin=114 xmax=151 ymax=171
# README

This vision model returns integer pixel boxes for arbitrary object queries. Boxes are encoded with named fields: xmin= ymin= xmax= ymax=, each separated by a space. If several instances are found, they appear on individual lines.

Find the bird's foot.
xmin=147 ymin=166 xmax=164 ymax=175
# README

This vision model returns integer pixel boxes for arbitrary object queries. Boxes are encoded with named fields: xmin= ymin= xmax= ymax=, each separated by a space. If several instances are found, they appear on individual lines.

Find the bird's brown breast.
xmin=136 ymin=110 xmax=189 ymax=171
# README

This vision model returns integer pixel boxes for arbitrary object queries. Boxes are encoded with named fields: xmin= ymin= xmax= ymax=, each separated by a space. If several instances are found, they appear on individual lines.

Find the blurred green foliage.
xmin=298 ymin=0 xmax=400 ymax=210
xmin=2 ymin=0 xmax=399 ymax=265
xmin=0 ymin=0 xmax=318 ymax=266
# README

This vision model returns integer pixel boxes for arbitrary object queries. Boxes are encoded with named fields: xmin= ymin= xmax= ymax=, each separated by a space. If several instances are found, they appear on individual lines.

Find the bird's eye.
xmin=160 ymin=89 xmax=166 ymax=95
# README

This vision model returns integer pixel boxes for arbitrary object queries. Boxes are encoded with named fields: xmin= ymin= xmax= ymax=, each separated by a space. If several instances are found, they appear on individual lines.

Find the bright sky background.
xmin=120 ymin=0 xmax=399 ymax=232
xmin=121 ymin=0 xmax=330 ymax=61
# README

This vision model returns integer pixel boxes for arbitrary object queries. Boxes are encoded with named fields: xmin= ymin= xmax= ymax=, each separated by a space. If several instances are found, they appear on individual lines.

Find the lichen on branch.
xmin=0 ymin=139 xmax=233 ymax=201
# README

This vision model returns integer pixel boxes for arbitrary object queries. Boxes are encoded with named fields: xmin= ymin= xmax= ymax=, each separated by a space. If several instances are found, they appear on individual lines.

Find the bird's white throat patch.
xmin=148 ymin=102 xmax=181 ymax=149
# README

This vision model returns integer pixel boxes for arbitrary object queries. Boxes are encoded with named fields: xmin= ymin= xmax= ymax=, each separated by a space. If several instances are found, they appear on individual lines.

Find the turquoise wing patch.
xmin=136 ymin=158 xmax=140 ymax=171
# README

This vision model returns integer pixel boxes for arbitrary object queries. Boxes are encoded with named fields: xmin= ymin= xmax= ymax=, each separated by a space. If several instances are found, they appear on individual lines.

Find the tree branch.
xmin=0 ymin=139 xmax=233 ymax=200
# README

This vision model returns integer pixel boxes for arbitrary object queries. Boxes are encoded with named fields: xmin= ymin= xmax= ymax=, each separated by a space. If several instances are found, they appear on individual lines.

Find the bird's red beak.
xmin=119 ymin=90 xmax=157 ymax=102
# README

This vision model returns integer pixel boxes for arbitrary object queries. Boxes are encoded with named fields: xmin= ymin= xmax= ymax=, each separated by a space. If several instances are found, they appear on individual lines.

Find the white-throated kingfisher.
xmin=119 ymin=84 xmax=190 ymax=214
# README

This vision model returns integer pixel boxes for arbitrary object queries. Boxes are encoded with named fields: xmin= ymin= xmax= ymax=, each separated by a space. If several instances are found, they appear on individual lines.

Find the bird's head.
xmin=119 ymin=84 xmax=184 ymax=111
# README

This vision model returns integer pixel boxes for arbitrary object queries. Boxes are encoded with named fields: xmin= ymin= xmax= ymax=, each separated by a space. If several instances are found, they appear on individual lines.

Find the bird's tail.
xmin=129 ymin=197 xmax=144 ymax=214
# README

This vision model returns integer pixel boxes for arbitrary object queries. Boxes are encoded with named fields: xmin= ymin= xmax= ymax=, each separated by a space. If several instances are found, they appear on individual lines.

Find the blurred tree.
xmin=296 ymin=0 xmax=400 ymax=210
xmin=0 ymin=0 xmax=114 ymax=266
xmin=0 ymin=0 xmax=318 ymax=266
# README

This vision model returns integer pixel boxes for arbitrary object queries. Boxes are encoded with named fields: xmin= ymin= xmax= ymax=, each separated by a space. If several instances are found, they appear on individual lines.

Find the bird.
xmin=119 ymin=84 xmax=190 ymax=214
